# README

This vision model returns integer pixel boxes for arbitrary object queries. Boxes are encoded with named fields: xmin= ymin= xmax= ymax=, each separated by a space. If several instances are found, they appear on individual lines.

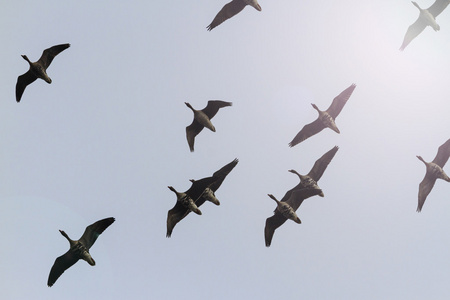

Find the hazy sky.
xmin=1 ymin=1 xmax=450 ymax=299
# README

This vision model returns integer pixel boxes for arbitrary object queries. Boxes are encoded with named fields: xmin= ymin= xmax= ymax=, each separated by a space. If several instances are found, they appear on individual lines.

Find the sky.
xmin=1 ymin=0 xmax=450 ymax=299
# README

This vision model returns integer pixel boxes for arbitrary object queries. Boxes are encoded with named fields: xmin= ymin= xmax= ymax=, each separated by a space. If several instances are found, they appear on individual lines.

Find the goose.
xmin=16 ymin=43 xmax=70 ymax=103
xmin=400 ymin=0 xmax=450 ymax=51
xmin=416 ymin=139 xmax=450 ymax=212
xmin=47 ymin=217 xmax=115 ymax=287
xmin=289 ymin=84 xmax=356 ymax=147
xmin=207 ymin=0 xmax=262 ymax=31
xmin=264 ymin=188 xmax=322 ymax=247
xmin=288 ymin=146 xmax=339 ymax=197
xmin=185 ymin=100 xmax=232 ymax=152
xmin=189 ymin=158 xmax=239 ymax=206
xmin=166 ymin=158 xmax=238 ymax=237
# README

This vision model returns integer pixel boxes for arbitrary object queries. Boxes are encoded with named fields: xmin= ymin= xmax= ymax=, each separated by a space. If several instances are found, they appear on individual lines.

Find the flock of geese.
xmin=12 ymin=0 xmax=450 ymax=288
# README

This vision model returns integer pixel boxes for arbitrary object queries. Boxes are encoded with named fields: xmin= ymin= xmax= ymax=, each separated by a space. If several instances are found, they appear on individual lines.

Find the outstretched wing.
xmin=207 ymin=0 xmax=247 ymax=31
xmin=167 ymin=202 xmax=190 ymax=237
xmin=427 ymin=0 xmax=450 ymax=17
xmin=326 ymin=84 xmax=356 ymax=119
xmin=417 ymin=174 xmax=437 ymax=212
xmin=307 ymin=146 xmax=339 ymax=181
xmin=186 ymin=121 xmax=204 ymax=152
xmin=400 ymin=17 xmax=427 ymax=51
xmin=432 ymin=139 xmax=450 ymax=168
xmin=79 ymin=217 xmax=115 ymax=249
xmin=210 ymin=158 xmax=239 ymax=191
xmin=38 ymin=43 xmax=70 ymax=69
xmin=47 ymin=250 xmax=79 ymax=287
xmin=288 ymin=119 xmax=325 ymax=147
xmin=202 ymin=100 xmax=232 ymax=119
xmin=264 ymin=212 xmax=287 ymax=247
xmin=16 ymin=71 xmax=37 ymax=102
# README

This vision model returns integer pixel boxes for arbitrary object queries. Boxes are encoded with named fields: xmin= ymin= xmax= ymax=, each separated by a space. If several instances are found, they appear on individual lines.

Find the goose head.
xmin=246 ymin=0 xmax=262 ymax=11
xmin=184 ymin=102 xmax=195 ymax=111
xmin=21 ymin=55 xmax=32 ymax=65
xmin=416 ymin=155 xmax=427 ymax=165
xmin=311 ymin=103 xmax=321 ymax=113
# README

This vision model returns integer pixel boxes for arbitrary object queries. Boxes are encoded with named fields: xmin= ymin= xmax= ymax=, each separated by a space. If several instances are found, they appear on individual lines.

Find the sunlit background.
xmin=1 ymin=0 xmax=450 ymax=299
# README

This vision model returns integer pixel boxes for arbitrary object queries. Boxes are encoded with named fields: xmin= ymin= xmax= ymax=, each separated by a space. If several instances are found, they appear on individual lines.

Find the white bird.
xmin=207 ymin=0 xmax=261 ymax=31
xmin=400 ymin=0 xmax=450 ymax=51
xmin=416 ymin=139 xmax=450 ymax=212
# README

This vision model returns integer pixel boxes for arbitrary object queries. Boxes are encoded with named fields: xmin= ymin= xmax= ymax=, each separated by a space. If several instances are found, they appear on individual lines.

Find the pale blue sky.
xmin=1 ymin=0 xmax=450 ymax=299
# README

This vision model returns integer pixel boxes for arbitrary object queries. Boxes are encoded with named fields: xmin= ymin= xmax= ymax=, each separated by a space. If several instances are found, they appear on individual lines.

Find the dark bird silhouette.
xmin=185 ymin=100 xmax=232 ymax=152
xmin=400 ymin=1 xmax=450 ymax=51
xmin=265 ymin=188 xmax=322 ymax=247
xmin=264 ymin=146 xmax=339 ymax=247
xmin=16 ymin=43 xmax=70 ymax=102
xmin=47 ymin=217 xmax=115 ymax=287
xmin=289 ymin=84 xmax=356 ymax=147
xmin=207 ymin=0 xmax=261 ymax=31
xmin=416 ymin=139 xmax=450 ymax=212
xmin=167 ymin=158 xmax=238 ymax=237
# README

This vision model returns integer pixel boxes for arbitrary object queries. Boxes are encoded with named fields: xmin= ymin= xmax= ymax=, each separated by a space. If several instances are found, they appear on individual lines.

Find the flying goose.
xmin=185 ymin=100 xmax=232 ymax=152
xmin=16 ymin=43 xmax=70 ymax=103
xmin=166 ymin=158 xmax=238 ymax=237
xmin=264 ymin=188 xmax=323 ymax=247
xmin=416 ymin=139 xmax=450 ymax=212
xmin=207 ymin=0 xmax=262 ymax=31
xmin=47 ymin=217 xmax=115 ymax=287
xmin=400 ymin=1 xmax=450 ymax=51
xmin=288 ymin=84 xmax=356 ymax=147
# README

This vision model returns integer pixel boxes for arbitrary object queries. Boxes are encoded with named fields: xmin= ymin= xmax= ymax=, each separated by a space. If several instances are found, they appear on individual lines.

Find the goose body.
xmin=16 ymin=43 xmax=70 ymax=102
xmin=185 ymin=100 xmax=232 ymax=152
xmin=47 ymin=217 xmax=115 ymax=287
xmin=400 ymin=0 xmax=450 ymax=51
xmin=168 ymin=186 xmax=202 ymax=215
xmin=166 ymin=158 xmax=238 ymax=237
xmin=264 ymin=188 xmax=323 ymax=247
xmin=207 ymin=0 xmax=262 ymax=31
xmin=289 ymin=84 xmax=356 ymax=147
xmin=268 ymin=194 xmax=301 ymax=224
xmin=416 ymin=139 xmax=450 ymax=212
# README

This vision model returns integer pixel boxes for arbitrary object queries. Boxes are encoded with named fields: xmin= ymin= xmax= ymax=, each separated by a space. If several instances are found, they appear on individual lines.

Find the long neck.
xmin=416 ymin=155 xmax=427 ymax=165
xmin=412 ymin=1 xmax=421 ymax=11
xmin=184 ymin=102 xmax=195 ymax=112
xmin=21 ymin=55 xmax=32 ymax=65
xmin=59 ymin=230 xmax=76 ymax=247
xmin=168 ymin=186 xmax=183 ymax=198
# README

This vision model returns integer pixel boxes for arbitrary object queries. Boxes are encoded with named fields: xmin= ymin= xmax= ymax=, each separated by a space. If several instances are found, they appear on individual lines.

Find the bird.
xmin=166 ymin=158 xmax=238 ymax=237
xmin=264 ymin=188 xmax=323 ymax=247
xmin=416 ymin=139 xmax=450 ymax=212
xmin=287 ymin=146 xmax=339 ymax=197
xmin=16 ymin=43 xmax=70 ymax=102
xmin=47 ymin=217 xmax=115 ymax=287
xmin=185 ymin=100 xmax=232 ymax=152
xmin=289 ymin=84 xmax=356 ymax=147
xmin=263 ymin=146 xmax=337 ymax=246
xmin=400 ymin=1 xmax=450 ymax=51
xmin=207 ymin=0 xmax=261 ymax=31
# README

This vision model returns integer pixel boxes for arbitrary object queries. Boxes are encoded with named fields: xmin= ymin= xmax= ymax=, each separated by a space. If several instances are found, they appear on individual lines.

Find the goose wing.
xmin=78 ymin=217 xmax=115 ymax=249
xmin=307 ymin=146 xmax=339 ymax=182
xmin=400 ymin=17 xmax=427 ymax=51
xmin=47 ymin=250 xmax=79 ymax=287
xmin=432 ymin=139 xmax=450 ymax=167
xmin=207 ymin=0 xmax=247 ymax=31
xmin=264 ymin=212 xmax=287 ymax=247
xmin=285 ymin=188 xmax=324 ymax=211
xmin=417 ymin=174 xmax=437 ymax=212
xmin=210 ymin=158 xmax=239 ymax=191
xmin=427 ymin=0 xmax=450 ymax=17
xmin=288 ymin=119 xmax=325 ymax=147
xmin=186 ymin=121 xmax=204 ymax=152
xmin=37 ymin=43 xmax=70 ymax=69
xmin=326 ymin=84 xmax=356 ymax=119
xmin=167 ymin=202 xmax=190 ymax=237
xmin=16 ymin=71 xmax=37 ymax=102
xmin=202 ymin=100 xmax=232 ymax=119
